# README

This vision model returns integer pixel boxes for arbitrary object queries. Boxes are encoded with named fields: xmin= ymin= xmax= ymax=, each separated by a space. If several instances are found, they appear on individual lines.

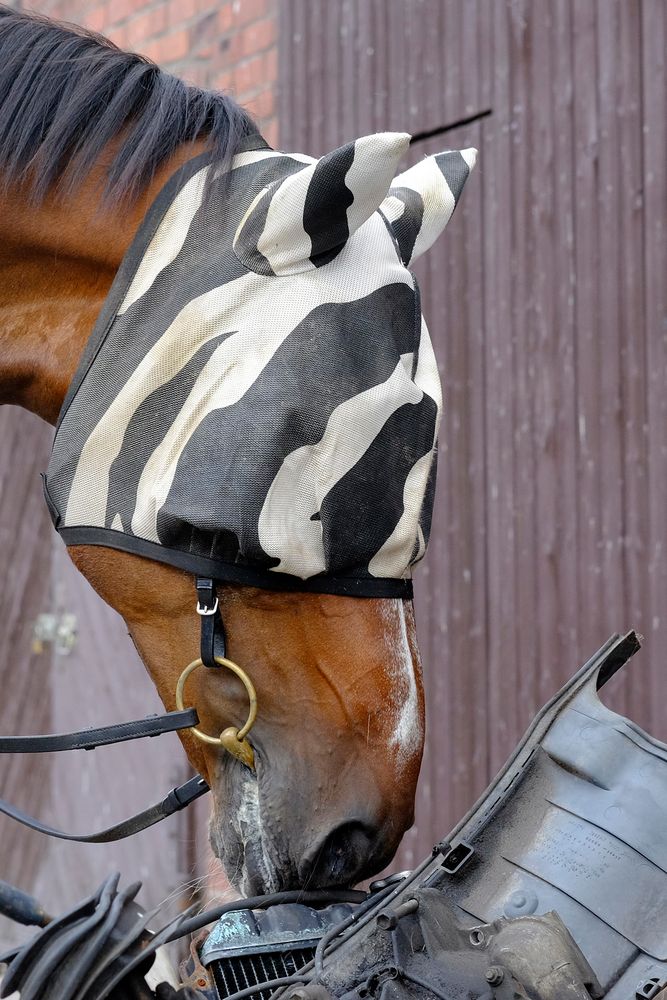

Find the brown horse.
xmin=0 ymin=7 xmax=469 ymax=895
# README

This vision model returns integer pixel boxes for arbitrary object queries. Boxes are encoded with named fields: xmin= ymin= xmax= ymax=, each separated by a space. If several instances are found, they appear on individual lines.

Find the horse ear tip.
xmin=434 ymin=147 xmax=478 ymax=168
xmin=362 ymin=131 xmax=411 ymax=157
xmin=389 ymin=131 xmax=411 ymax=152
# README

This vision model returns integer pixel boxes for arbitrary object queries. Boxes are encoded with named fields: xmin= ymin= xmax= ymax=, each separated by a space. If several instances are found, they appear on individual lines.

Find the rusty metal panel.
xmin=277 ymin=0 xmax=667 ymax=866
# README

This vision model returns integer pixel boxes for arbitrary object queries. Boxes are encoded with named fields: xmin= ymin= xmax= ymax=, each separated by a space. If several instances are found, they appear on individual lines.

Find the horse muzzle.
xmin=297 ymin=819 xmax=400 ymax=889
xmin=208 ymin=748 xmax=412 ymax=895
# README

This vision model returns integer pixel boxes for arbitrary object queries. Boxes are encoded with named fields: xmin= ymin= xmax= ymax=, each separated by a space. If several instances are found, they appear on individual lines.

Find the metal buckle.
xmin=196 ymin=597 xmax=219 ymax=616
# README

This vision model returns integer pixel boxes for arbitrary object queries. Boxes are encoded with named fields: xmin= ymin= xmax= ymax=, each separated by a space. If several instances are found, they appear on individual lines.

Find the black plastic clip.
xmin=636 ymin=978 xmax=667 ymax=1000
xmin=440 ymin=841 xmax=474 ymax=875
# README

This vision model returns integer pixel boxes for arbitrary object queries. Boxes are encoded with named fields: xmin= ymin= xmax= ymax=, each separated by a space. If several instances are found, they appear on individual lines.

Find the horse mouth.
xmin=209 ymin=764 xmax=286 ymax=896
xmin=235 ymin=841 xmax=283 ymax=897
xmin=208 ymin=764 xmax=369 ymax=896
xmin=207 ymin=755 xmax=403 ymax=896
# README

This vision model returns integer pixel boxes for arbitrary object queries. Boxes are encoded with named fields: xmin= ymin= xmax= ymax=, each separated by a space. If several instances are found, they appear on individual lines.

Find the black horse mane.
xmin=0 ymin=5 xmax=258 ymax=205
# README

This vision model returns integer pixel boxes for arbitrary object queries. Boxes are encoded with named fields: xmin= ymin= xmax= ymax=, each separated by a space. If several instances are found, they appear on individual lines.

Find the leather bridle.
xmin=0 ymin=576 xmax=254 ymax=842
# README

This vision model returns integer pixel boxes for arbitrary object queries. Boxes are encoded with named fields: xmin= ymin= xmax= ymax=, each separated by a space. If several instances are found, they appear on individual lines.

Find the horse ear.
xmin=381 ymin=148 xmax=477 ymax=266
xmin=233 ymin=132 xmax=410 ymax=276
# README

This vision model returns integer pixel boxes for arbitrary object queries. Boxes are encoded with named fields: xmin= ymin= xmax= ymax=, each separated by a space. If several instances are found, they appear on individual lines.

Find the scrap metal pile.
xmin=3 ymin=631 xmax=667 ymax=1000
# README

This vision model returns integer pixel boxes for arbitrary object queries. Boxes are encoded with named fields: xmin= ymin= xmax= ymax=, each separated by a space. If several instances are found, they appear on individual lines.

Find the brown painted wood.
xmin=0 ymin=407 xmax=54 ymax=927
xmin=0 ymin=408 xmax=201 ymax=948
xmin=277 ymin=0 xmax=667 ymax=866
xmin=643 ymin=0 xmax=667 ymax=727
xmin=617 ymin=0 xmax=648 ymax=727
xmin=23 ymin=541 xmax=197 ymax=925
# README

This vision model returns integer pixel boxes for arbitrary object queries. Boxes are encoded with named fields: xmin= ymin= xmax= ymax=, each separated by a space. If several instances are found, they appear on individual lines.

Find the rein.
xmin=0 ymin=577 xmax=258 ymax=842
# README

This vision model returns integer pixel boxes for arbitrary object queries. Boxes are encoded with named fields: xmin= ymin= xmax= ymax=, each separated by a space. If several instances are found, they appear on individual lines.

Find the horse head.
xmin=0 ymin=7 xmax=475 ymax=894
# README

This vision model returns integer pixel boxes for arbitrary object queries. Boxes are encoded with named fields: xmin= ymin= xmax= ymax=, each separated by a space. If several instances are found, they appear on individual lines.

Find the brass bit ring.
xmin=175 ymin=656 xmax=257 ymax=769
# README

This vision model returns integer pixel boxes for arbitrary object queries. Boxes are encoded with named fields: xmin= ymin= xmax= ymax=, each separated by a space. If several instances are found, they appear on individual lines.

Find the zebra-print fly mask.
xmin=46 ymin=133 xmax=476 ymax=596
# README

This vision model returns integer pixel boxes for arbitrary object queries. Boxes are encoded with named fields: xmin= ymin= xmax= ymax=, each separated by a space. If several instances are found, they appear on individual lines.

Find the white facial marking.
xmin=379 ymin=600 xmax=422 ymax=771
xmin=232 ymin=770 xmax=279 ymax=896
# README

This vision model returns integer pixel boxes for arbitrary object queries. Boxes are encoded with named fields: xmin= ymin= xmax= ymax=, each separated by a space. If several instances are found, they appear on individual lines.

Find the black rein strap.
xmin=0 ymin=774 xmax=209 ymax=843
xmin=0 ymin=708 xmax=199 ymax=754
xmin=0 ymin=577 xmax=224 ymax=843
xmin=0 ymin=702 xmax=210 ymax=840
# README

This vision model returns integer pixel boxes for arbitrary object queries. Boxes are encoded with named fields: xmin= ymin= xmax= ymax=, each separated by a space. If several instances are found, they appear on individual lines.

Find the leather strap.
xmin=0 ymin=578 xmax=225 ymax=843
xmin=196 ymin=576 xmax=226 ymax=666
xmin=0 ymin=774 xmax=209 ymax=843
xmin=0 ymin=709 xmax=199 ymax=754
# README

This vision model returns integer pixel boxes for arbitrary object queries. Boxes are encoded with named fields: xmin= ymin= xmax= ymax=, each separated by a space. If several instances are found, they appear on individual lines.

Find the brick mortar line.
xmin=100 ymin=6 xmax=275 ymax=31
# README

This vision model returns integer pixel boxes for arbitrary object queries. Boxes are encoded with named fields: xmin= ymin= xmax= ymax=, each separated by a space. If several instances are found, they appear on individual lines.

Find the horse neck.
xmin=0 ymin=143 xmax=205 ymax=424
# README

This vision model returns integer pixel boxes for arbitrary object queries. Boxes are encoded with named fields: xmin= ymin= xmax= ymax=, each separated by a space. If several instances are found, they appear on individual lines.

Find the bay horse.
xmin=0 ymin=7 xmax=474 ymax=895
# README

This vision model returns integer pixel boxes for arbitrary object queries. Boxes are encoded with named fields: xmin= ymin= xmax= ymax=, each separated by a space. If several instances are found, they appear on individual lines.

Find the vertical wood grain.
xmin=277 ymin=0 xmax=665 ymax=868
xmin=0 ymin=408 xmax=209 ymax=947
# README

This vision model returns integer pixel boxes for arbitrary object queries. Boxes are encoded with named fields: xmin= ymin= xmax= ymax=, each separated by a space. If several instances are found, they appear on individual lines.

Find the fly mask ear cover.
xmin=233 ymin=133 xmax=412 ymax=276
xmin=44 ymin=133 xmax=477 ymax=596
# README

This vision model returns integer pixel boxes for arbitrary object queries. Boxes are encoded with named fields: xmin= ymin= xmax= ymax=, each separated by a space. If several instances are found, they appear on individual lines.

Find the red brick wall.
xmin=36 ymin=0 xmax=279 ymax=147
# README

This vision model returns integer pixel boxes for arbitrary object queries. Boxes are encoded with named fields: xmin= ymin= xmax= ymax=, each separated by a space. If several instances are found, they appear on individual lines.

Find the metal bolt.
xmin=486 ymin=967 xmax=505 ymax=986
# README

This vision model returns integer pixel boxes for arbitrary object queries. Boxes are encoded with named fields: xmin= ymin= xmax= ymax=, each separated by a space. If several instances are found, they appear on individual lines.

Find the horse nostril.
xmin=299 ymin=821 xmax=379 ymax=887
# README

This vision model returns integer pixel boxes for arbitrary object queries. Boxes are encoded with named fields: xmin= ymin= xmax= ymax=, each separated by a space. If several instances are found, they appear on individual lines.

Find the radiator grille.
xmin=211 ymin=946 xmax=316 ymax=999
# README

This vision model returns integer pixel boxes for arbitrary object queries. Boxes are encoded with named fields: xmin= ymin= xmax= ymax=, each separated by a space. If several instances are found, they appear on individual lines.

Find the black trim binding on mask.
xmin=57 ymin=527 xmax=414 ymax=598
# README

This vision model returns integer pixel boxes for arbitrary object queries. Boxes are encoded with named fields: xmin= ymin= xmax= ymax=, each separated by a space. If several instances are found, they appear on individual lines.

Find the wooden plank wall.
xmin=0 ymin=407 xmax=198 ymax=949
xmin=0 ymin=409 xmax=55 ymax=910
xmin=22 ymin=542 xmax=197 ymax=934
xmin=278 ymin=0 xmax=667 ymax=867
